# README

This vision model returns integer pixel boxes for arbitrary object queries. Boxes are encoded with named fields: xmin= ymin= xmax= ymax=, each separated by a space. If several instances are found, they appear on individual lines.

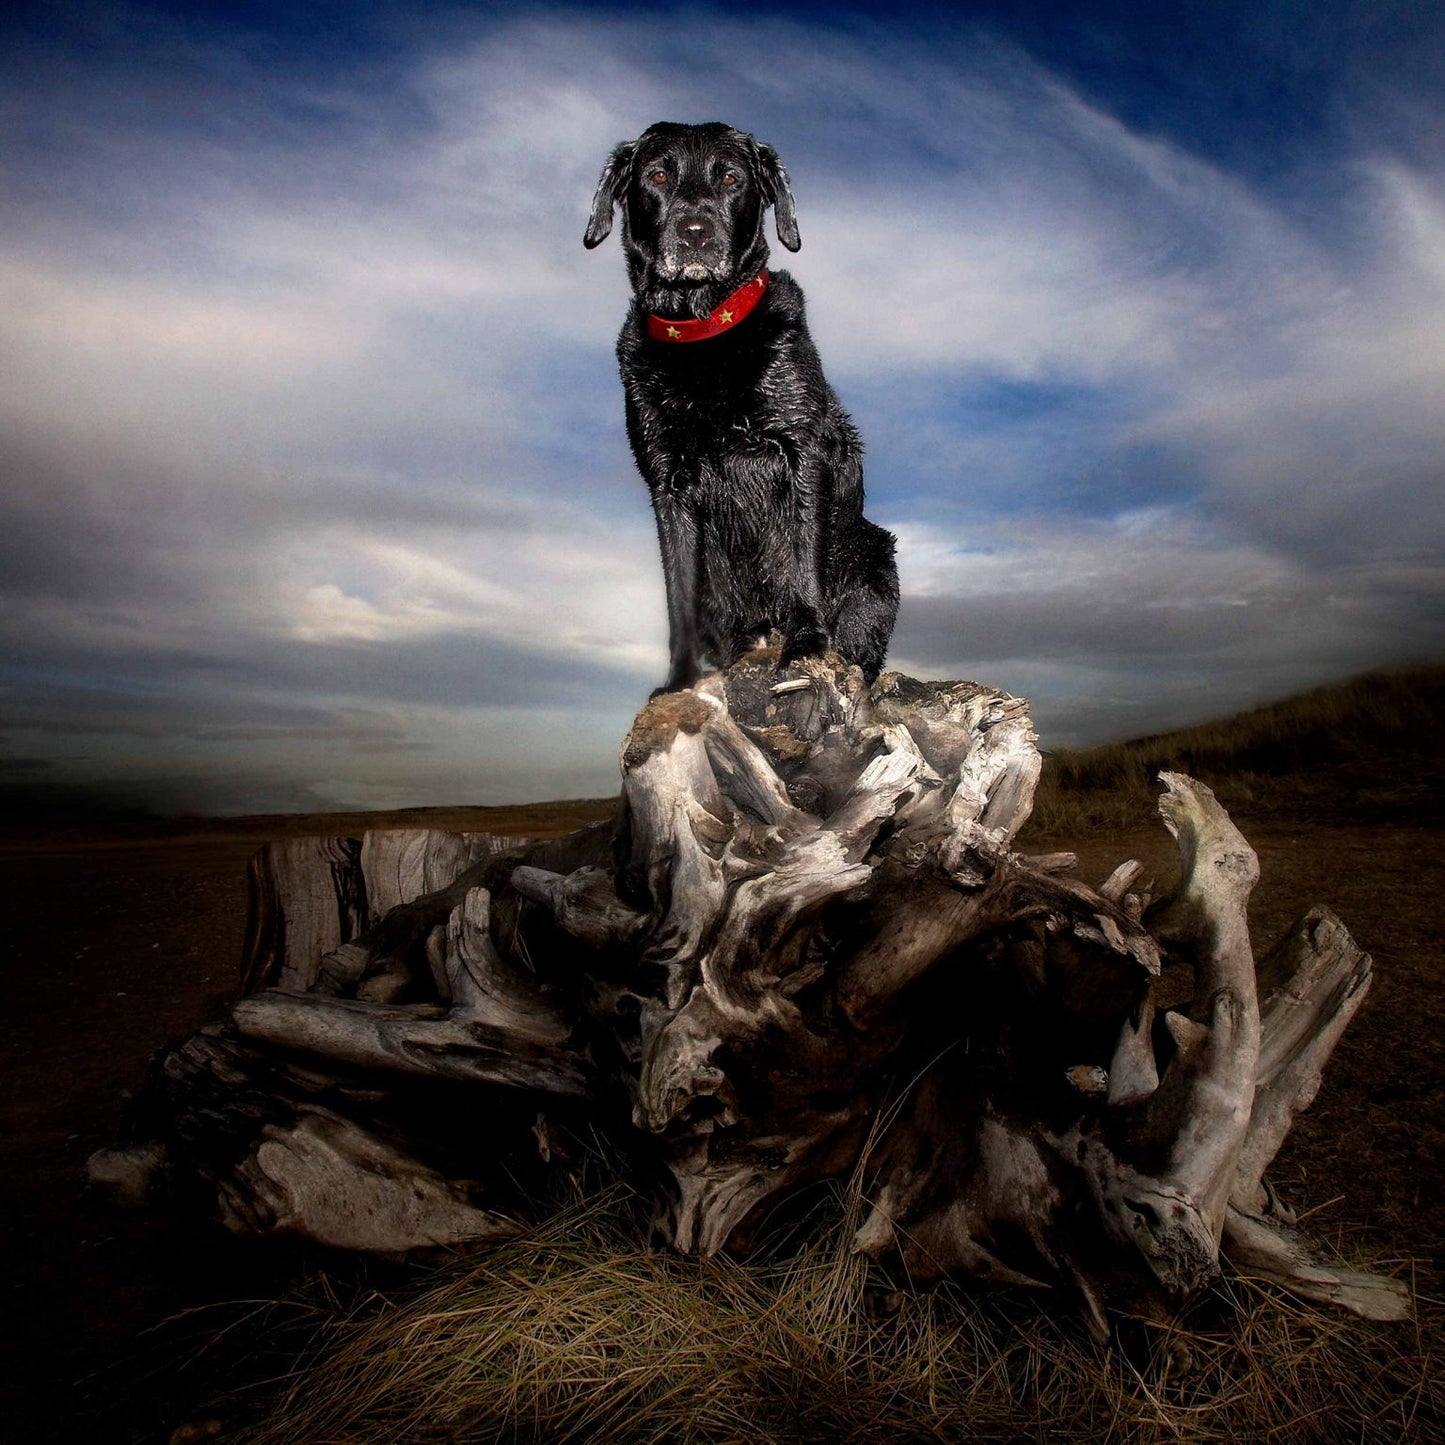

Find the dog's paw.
xmin=778 ymin=626 xmax=829 ymax=668
xmin=651 ymin=664 xmax=702 ymax=699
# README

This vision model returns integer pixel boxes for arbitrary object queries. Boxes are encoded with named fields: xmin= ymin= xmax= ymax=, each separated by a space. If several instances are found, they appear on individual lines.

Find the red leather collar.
xmin=646 ymin=270 xmax=769 ymax=343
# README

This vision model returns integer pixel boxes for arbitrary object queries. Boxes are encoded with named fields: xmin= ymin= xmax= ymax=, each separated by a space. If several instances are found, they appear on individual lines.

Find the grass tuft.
xmin=234 ymin=1186 xmax=1438 ymax=1444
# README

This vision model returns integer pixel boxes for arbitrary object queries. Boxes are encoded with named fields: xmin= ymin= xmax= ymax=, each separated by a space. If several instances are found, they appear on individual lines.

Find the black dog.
xmin=585 ymin=121 xmax=899 ymax=694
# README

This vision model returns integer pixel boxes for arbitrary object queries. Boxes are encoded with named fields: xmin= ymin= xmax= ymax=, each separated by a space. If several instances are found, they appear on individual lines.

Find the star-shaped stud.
xmin=666 ymin=325 xmax=681 ymax=338
xmin=718 ymin=308 xmax=734 ymax=323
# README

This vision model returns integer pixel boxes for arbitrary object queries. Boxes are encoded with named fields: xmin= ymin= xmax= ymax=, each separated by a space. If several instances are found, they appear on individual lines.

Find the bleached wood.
xmin=1231 ymin=906 xmax=1372 ymax=1210
xmin=1222 ymin=1206 xmax=1410 ymax=1321
xmin=223 ymin=1110 xmax=517 ymax=1254
xmin=440 ymin=885 xmax=574 ymax=1043
xmin=1099 ymin=858 xmax=1144 ymax=903
xmin=510 ymin=865 xmax=647 ymax=951
xmin=1069 ymin=773 xmax=1262 ymax=1298
xmin=231 ymin=991 xmax=588 ymax=1095
xmin=360 ymin=828 xmax=487 ymax=920
xmin=88 ymin=1022 xmax=532 ymax=1254
xmin=240 ymin=836 xmax=365 ymax=994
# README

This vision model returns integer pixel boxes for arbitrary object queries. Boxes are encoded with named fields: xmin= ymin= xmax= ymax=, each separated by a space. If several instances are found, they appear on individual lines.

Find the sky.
xmin=2 ymin=0 xmax=1443 ymax=818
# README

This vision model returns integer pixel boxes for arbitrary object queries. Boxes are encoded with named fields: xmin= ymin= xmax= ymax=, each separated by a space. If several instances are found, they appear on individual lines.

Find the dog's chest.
xmin=630 ymin=354 xmax=797 ymax=495
xmin=637 ymin=358 xmax=759 ymax=430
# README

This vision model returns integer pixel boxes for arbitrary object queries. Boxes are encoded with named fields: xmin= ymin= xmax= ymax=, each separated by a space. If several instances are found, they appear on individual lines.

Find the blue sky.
xmin=2 ymin=0 xmax=1443 ymax=816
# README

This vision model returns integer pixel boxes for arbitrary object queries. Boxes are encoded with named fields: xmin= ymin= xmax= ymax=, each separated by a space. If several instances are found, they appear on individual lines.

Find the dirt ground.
xmin=1 ymin=798 xmax=1440 ymax=1443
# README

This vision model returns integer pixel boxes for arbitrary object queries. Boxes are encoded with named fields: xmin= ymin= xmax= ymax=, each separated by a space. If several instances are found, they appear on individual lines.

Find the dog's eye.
xmin=649 ymin=169 xmax=669 ymax=185
xmin=721 ymin=172 xmax=740 ymax=187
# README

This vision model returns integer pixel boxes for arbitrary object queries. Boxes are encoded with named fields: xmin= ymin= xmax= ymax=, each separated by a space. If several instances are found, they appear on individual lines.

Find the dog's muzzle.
xmin=677 ymin=215 xmax=716 ymax=249
xmin=660 ymin=213 xmax=727 ymax=281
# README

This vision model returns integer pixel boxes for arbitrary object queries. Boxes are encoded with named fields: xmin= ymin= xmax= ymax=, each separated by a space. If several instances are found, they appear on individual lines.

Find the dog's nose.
xmin=677 ymin=216 xmax=716 ymax=249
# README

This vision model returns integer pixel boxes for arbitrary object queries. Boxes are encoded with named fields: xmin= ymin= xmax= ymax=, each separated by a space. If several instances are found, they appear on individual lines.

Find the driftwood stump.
xmin=89 ymin=651 xmax=1407 ymax=1332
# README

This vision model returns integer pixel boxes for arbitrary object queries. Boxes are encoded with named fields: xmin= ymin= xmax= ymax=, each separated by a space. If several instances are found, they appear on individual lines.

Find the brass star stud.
xmin=666 ymin=325 xmax=681 ymax=338
xmin=718 ymin=308 xmax=734 ymax=323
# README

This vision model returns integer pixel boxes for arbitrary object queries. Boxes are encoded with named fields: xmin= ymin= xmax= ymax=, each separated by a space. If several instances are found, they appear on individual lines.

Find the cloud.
xmin=0 ymin=7 xmax=1441 ymax=812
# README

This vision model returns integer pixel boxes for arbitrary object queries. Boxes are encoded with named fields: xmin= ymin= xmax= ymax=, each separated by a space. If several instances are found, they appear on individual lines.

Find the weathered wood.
xmin=234 ymin=879 xmax=587 ymax=1094
xmin=86 ymin=1025 xmax=532 ymax=1254
xmin=220 ymin=1109 xmax=519 ymax=1254
xmin=1217 ymin=905 xmax=1408 ymax=1320
xmin=92 ymin=649 xmax=1405 ymax=1331
xmin=1232 ymin=905 xmax=1373 ymax=1211
xmin=361 ymin=828 xmax=524 ymax=921
xmin=240 ymin=836 xmax=365 ymax=994
xmin=231 ymin=992 xmax=589 ymax=1095
xmin=240 ymin=829 xmax=528 ymax=999
xmin=1222 ymin=1205 xmax=1409 ymax=1321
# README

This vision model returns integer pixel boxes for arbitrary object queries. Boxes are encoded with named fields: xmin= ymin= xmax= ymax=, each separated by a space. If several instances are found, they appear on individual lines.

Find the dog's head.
xmin=584 ymin=122 xmax=799 ymax=312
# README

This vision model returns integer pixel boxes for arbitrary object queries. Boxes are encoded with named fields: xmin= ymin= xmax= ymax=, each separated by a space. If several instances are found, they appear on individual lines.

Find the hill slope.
xmin=1027 ymin=662 xmax=1445 ymax=833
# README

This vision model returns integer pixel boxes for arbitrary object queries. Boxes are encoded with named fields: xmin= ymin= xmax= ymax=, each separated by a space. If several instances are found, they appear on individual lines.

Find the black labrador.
xmin=585 ymin=121 xmax=899 ymax=694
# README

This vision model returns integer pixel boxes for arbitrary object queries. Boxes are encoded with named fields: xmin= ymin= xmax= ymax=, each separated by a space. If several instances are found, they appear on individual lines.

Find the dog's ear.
xmin=584 ymin=141 xmax=635 ymax=249
xmin=756 ymin=141 xmax=801 ymax=253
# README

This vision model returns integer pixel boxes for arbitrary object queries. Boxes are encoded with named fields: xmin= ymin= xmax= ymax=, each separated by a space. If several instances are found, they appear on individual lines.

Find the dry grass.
xmin=1028 ymin=663 xmax=1445 ymax=835
xmin=233 ymin=1184 xmax=1438 ymax=1445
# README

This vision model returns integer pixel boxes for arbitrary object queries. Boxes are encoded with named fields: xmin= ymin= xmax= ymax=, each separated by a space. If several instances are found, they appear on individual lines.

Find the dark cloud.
xmin=897 ymin=571 xmax=1436 ymax=672
xmin=894 ymin=553 xmax=1444 ymax=747
xmin=1 ymin=623 xmax=640 ymax=720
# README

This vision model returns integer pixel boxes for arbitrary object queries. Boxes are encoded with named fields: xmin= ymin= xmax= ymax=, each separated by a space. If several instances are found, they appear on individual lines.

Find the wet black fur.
xmin=585 ymin=121 xmax=899 ymax=693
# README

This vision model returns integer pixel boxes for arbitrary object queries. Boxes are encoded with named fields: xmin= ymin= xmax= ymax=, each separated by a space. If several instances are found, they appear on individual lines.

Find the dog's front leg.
xmin=779 ymin=460 xmax=832 ymax=667
xmin=653 ymin=491 xmax=704 ymax=695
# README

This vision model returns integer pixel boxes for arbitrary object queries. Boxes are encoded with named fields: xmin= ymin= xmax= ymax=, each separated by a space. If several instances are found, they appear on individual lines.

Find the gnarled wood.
xmin=91 ymin=649 xmax=1405 ymax=1329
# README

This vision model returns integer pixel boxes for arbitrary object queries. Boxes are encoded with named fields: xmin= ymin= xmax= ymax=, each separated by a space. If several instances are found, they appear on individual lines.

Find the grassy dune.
xmin=1028 ymin=663 xmax=1445 ymax=835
